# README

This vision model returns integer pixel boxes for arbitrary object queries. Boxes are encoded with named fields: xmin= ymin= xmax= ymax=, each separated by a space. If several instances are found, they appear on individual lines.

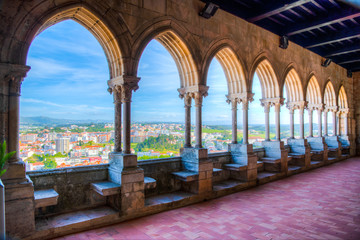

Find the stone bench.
xmin=223 ymin=163 xmax=247 ymax=171
xmin=34 ymin=189 xmax=59 ymax=208
xmin=91 ymin=181 xmax=121 ymax=196
xmin=310 ymin=149 xmax=323 ymax=155
xmin=328 ymin=147 xmax=339 ymax=152
xmin=144 ymin=177 xmax=157 ymax=190
xmin=212 ymin=168 xmax=223 ymax=176
xmin=288 ymin=153 xmax=304 ymax=159
xmin=261 ymin=157 xmax=281 ymax=164
xmin=172 ymin=171 xmax=198 ymax=182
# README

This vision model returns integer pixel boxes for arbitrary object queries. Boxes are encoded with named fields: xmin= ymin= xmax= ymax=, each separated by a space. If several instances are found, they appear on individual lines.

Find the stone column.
xmin=332 ymin=111 xmax=337 ymax=136
xmin=308 ymin=109 xmax=313 ymax=137
xmin=299 ymin=105 xmax=305 ymax=139
xmin=337 ymin=112 xmax=341 ymax=136
xmin=289 ymin=108 xmax=295 ymax=139
xmin=0 ymin=64 xmax=35 ymax=239
xmin=242 ymin=100 xmax=249 ymax=144
xmin=318 ymin=109 xmax=322 ymax=137
xmin=344 ymin=111 xmax=349 ymax=136
xmin=184 ymin=94 xmax=192 ymax=147
xmin=194 ymin=93 xmax=203 ymax=148
xmin=231 ymin=100 xmax=238 ymax=144
xmin=108 ymin=86 xmax=122 ymax=152
xmin=324 ymin=109 xmax=328 ymax=136
xmin=262 ymin=101 xmax=271 ymax=141
xmin=107 ymin=76 xmax=144 ymax=214
xmin=274 ymin=102 xmax=281 ymax=141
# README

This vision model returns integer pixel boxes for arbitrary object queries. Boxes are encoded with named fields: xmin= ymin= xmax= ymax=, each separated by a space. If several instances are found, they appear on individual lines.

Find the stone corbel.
xmin=0 ymin=64 xmax=30 ymax=96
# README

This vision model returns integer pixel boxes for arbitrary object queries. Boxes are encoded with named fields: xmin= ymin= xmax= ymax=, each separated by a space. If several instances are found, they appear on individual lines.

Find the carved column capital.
xmin=178 ymin=85 xmax=209 ymax=107
xmin=108 ymin=75 xmax=140 ymax=103
xmin=0 ymin=64 xmax=30 ymax=96
xmin=307 ymin=103 xmax=324 ymax=111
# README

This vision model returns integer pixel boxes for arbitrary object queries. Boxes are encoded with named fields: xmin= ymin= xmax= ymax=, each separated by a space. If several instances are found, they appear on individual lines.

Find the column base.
xmin=180 ymin=148 xmax=212 ymax=194
xmin=4 ymin=175 xmax=35 ymax=239
xmin=228 ymin=143 xmax=258 ymax=181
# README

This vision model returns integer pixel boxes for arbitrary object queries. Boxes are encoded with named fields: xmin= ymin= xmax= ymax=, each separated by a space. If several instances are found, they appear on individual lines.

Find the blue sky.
xmin=22 ymin=20 xmax=326 ymax=126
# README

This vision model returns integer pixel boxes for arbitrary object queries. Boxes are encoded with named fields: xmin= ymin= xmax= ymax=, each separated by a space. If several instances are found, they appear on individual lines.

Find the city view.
xmin=20 ymin=117 xmax=329 ymax=171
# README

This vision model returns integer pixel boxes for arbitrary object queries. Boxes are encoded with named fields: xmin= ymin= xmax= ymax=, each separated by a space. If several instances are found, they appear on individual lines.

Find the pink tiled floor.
xmin=58 ymin=158 xmax=360 ymax=239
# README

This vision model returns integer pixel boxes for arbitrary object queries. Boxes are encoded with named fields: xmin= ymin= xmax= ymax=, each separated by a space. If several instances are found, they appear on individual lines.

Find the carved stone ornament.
xmin=107 ymin=75 xmax=140 ymax=103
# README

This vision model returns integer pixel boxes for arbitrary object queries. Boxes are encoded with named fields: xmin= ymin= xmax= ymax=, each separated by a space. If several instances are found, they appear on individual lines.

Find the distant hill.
xmin=20 ymin=116 xmax=112 ymax=126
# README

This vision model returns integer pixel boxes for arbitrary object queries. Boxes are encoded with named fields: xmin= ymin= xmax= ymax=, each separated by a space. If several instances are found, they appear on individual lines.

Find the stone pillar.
xmin=333 ymin=111 xmax=337 ymax=136
xmin=242 ymin=100 xmax=249 ymax=144
xmin=308 ymin=109 xmax=313 ymax=137
xmin=231 ymin=100 xmax=238 ymax=144
xmin=194 ymin=93 xmax=203 ymax=148
xmin=184 ymin=94 xmax=192 ymax=147
xmin=324 ymin=109 xmax=328 ymax=136
xmin=108 ymin=76 xmax=145 ymax=214
xmin=108 ymin=86 xmax=122 ymax=152
xmin=318 ymin=109 xmax=322 ymax=137
xmin=263 ymin=102 xmax=271 ymax=141
xmin=344 ymin=112 xmax=349 ymax=136
xmin=274 ymin=102 xmax=281 ymax=141
xmin=289 ymin=108 xmax=295 ymax=139
xmin=299 ymin=106 xmax=305 ymax=139
xmin=0 ymin=63 xmax=35 ymax=239
xmin=337 ymin=112 xmax=342 ymax=136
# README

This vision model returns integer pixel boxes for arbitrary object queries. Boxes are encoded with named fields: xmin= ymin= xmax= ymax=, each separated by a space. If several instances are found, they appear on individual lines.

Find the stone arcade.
xmin=0 ymin=0 xmax=359 ymax=239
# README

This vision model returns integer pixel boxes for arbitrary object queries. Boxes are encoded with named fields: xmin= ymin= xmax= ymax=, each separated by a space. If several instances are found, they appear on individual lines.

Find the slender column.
xmin=332 ymin=111 xmax=337 ymax=136
xmin=324 ymin=110 xmax=328 ymax=136
xmin=231 ymin=100 xmax=238 ymax=144
xmin=108 ymin=76 xmax=140 ymax=154
xmin=299 ymin=106 xmax=305 ymax=139
xmin=289 ymin=108 xmax=295 ymax=139
xmin=8 ymin=79 xmax=22 ymax=162
xmin=184 ymin=94 xmax=192 ymax=147
xmin=263 ymin=102 xmax=270 ymax=141
xmin=344 ymin=112 xmax=349 ymax=136
xmin=308 ymin=109 xmax=313 ymax=137
xmin=194 ymin=94 xmax=203 ymax=148
xmin=318 ymin=109 xmax=322 ymax=137
xmin=242 ymin=101 xmax=249 ymax=144
xmin=110 ymin=87 xmax=122 ymax=152
xmin=274 ymin=102 xmax=281 ymax=141
xmin=337 ymin=112 xmax=341 ymax=136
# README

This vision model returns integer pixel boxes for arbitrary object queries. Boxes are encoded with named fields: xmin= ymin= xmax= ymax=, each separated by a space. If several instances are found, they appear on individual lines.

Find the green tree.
xmin=43 ymin=158 xmax=57 ymax=169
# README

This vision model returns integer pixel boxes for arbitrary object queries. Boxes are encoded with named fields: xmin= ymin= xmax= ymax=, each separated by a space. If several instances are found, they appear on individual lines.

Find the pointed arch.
xmin=212 ymin=47 xmax=247 ymax=94
xmin=338 ymin=85 xmax=348 ymax=109
xmin=29 ymin=6 xmax=124 ymax=79
xmin=284 ymin=68 xmax=304 ymax=102
xmin=306 ymin=75 xmax=322 ymax=105
xmin=324 ymin=81 xmax=336 ymax=108
xmin=252 ymin=59 xmax=280 ymax=99
xmin=155 ymin=31 xmax=199 ymax=87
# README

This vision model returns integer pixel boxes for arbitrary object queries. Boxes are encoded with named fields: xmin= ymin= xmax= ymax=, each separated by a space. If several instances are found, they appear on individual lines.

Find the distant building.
xmin=55 ymin=137 xmax=70 ymax=153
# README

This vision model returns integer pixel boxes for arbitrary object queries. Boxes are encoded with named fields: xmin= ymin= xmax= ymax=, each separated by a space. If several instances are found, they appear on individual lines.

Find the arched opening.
xmin=282 ymin=68 xmax=304 ymax=140
xmin=133 ymin=30 xmax=199 ymax=159
xmin=249 ymin=59 xmax=280 ymax=146
xmin=21 ymin=19 xmax=115 ymax=171
xmin=338 ymin=86 xmax=349 ymax=136
xmin=305 ymin=75 xmax=322 ymax=137
xmin=324 ymin=81 xmax=336 ymax=135
xmin=132 ymin=39 xmax=183 ymax=159
xmin=203 ymin=47 xmax=247 ymax=152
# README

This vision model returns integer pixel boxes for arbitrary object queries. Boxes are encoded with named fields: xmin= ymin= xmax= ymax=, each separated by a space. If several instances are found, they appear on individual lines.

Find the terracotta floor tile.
xmin=57 ymin=157 xmax=360 ymax=240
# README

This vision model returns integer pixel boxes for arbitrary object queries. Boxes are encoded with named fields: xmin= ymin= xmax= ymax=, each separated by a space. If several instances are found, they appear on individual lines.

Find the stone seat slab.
xmin=328 ymin=147 xmax=338 ymax=151
xmin=34 ymin=189 xmax=59 ymax=208
xmin=287 ymin=156 xmax=293 ymax=162
xmin=223 ymin=163 xmax=247 ymax=171
xmin=91 ymin=181 xmax=121 ymax=196
xmin=288 ymin=153 xmax=305 ymax=158
xmin=144 ymin=177 xmax=157 ymax=190
xmin=342 ymin=146 xmax=350 ymax=150
xmin=311 ymin=150 xmax=323 ymax=154
xmin=261 ymin=157 xmax=281 ymax=164
xmin=172 ymin=171 xmax=198 ymax=182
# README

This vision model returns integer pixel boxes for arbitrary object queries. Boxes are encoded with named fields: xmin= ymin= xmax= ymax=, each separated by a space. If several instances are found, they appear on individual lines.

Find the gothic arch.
xmin=305 ymin=74 xmax=322 ymax=105
xmin=5 ymin=3 xmax=128 ymax=79
xmin=338 ymin=85 xmax=348 ymax=109
xmin=131 ymin=19 xmax=200 ymax=88
xmin=324 ymin=80 xmax=336 ymax=108
xmin=250 ymin=56 xmax=280 ymax=99
xmin=201 ymin=39 xmax=248 ymax=94
xmin=283 ymin=67 xmax=304 ymax=102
